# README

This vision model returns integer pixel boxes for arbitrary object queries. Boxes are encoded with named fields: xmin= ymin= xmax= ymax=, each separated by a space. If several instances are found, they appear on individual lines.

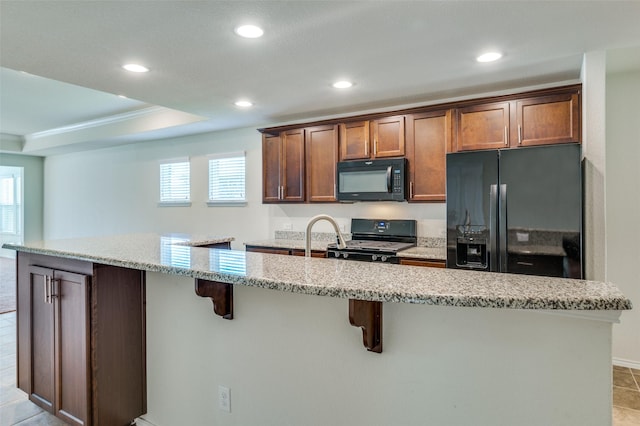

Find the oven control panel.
xmin=327 ymin=250 xmax=398 ymax=264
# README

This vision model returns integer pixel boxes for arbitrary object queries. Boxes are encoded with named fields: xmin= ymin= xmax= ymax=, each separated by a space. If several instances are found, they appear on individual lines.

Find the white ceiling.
xmin=1 ymin=1 xmax=640 ymax=156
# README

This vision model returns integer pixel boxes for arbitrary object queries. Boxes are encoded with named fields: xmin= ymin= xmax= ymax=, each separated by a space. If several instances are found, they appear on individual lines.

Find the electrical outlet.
xmin=218 ymin=385 xmax=231 ymax=413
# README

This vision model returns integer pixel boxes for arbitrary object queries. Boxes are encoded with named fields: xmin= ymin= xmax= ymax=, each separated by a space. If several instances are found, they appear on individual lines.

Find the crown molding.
xmin=27 ymin=106 xmax=167 ymax=140
xmin=0 ymin=133 xmax=25 ymax=152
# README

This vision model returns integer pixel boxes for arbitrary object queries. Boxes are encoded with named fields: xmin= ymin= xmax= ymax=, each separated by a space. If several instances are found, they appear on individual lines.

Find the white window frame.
xmin=207 ymin=151 xmax=247 ymax=206
xmin=0 ymin=168 xmax=23 ymax=236
xmin=158 ymin=157 xmax=191 ymax=207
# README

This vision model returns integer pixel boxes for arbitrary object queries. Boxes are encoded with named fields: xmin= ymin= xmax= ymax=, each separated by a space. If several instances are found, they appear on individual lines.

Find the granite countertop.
xmin=397 ymin=246 xmax=446 ymax=261
xmin=3 ymin=233 xmax=632 ymax=311
xmin=244 ymin=239 xmax=330 ymax=252
xmin=244 ymin=238 xmax=447 ymax=260
xmin=163 ymin=233 xmax=235 ymax=247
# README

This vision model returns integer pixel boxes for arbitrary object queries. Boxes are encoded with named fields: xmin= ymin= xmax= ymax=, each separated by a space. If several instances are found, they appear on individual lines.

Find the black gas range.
xmin=327 ymin=218 xmax=417 ymax=264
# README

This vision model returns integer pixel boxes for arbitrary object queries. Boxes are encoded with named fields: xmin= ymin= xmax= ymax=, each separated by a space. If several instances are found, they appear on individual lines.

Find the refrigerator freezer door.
xmin=498 ymin=144 xmax=582 ymax=278
xmin=446 ymin=150 xmax=499 ymax=270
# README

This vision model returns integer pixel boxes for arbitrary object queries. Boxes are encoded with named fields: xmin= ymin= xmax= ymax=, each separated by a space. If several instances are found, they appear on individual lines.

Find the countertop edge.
xmin=4 ymin=238 xmax=632 ymax=312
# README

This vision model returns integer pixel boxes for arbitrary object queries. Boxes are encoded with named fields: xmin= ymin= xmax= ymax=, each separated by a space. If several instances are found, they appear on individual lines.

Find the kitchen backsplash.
xmin=274 ymin=230 xmax=445 ymax=248
xmin=274 ymin=230 xmax=353 ymax=242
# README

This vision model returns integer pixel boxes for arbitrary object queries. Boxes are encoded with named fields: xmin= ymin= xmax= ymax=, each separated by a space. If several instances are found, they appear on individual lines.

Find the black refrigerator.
xmin=446 ymin=143 xmax=582 ymax=279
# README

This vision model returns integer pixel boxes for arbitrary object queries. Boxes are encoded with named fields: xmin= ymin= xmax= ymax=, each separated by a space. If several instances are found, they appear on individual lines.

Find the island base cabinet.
xmin=27 ymin=265 xmax=89 ymax=426
xmin=17 ymin=252 xmax=146 ymax=426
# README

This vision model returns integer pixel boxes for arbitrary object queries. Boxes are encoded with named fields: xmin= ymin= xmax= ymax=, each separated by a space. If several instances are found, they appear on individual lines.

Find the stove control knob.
xmin=333 ymin=252 xmax=340 ymax=258
xmin=343 ymin=253 xmax=349 ymax=259
xmin=371 ymin=255 xmax=378 ymax=261
xmin=381 ymin=256 xmax=388 ymax=262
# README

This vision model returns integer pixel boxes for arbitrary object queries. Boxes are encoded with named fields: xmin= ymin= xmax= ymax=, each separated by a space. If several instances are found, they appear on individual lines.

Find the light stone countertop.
xmin=244 ymin=238 xmax=447 ymax=260
xmin=244 ymin=239 xmax=330 ymax=252
xmin=396 ymin=246 xmax=446 ymax=261
xmin=3 ymin=233 xmax=632 ymax=311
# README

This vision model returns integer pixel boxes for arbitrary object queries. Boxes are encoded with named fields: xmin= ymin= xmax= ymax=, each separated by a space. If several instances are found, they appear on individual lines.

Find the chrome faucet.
xmin=305 ymin=214 xmax=347 ymax=257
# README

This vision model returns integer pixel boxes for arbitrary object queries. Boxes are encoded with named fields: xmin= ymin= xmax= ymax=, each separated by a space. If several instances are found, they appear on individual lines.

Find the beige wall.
xmin=0 ymin=153 xmax=44 ymax=257
xmin=606 ymin=70 xmax=640 ymax=366
xmin=143 ymin=272 xmax=616 ymax=426
xmin=581 ymin=51 xmax=607 ymax=282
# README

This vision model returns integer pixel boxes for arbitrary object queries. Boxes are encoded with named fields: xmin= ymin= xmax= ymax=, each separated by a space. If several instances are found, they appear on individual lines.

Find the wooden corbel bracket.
xmin=348 ymin=299 xmax=382 ymax=353
xmin=195 ymin=279 xmax=233 ymax=319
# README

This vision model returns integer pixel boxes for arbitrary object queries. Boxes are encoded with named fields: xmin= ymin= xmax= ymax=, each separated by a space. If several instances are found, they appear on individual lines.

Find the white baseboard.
xmin=613 ymin=357 xmax=640 ymax=370
xmin=135 ymin=417 xmax=157 ymax=426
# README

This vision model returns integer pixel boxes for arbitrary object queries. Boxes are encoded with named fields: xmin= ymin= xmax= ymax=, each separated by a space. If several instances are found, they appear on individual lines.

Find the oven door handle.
xmin=386 ymin=166 xmax=392 ymax=193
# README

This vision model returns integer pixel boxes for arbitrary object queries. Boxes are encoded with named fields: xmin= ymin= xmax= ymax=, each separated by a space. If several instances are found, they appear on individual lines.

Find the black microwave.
xmin=336 ymin=158 xmax=406 ymax=202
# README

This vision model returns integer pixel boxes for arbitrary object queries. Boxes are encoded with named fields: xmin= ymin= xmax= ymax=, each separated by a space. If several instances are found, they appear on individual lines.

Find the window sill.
xmin=158 ymin=201 xmax=192 ymax=207
xmin=206 ymin=201 xmax=247 ymax=207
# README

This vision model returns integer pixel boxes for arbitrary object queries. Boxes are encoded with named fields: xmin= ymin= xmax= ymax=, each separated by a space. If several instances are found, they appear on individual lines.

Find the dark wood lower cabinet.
xmin=17 ymin=252 xmax=146 ymax=426
xmin=399 ymin=258 xmax=446 ymax=268
xmin=245 ymin=245 xmax=327 ymax=258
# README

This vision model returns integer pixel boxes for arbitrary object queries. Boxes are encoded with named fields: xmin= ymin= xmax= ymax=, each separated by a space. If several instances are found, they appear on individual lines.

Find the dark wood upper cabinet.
xmin=306 ymin=124 xmax=338 ymax=202
xmin=406 ymin=110 xmax=451 ymax=202
xmin=339 ymin=116 xmax=405 ymax=160
xmin=260 ymin=84 xmax=581 ymax=203
xmin=515 ymin=92 xmax=581 ymax=147
xmin=339 ymin=121 xmax=370 ymax=160
xmin=262 ymin=134 xmax=282 ymax=203
xmin=455 ymin=102 xmax=510 ymax=151
xmin=371 ymin=115 xmax=405 ymax=158
xmin=262 ymin=130 xmax=305 ymax=203
xmin=281 ymin=129 xmax=305 ymax=202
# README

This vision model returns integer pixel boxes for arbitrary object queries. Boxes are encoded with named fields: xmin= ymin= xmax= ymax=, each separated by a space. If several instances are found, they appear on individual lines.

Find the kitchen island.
xmin=4 ymin=233 xmax=632 ymax=426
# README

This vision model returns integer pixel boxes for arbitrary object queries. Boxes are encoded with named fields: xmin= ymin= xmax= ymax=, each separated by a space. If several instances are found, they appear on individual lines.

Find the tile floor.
xmin=614 ymin=365 xmax=640 ymax=425
xmin=0 ymin=309 xmax=639 ymax=425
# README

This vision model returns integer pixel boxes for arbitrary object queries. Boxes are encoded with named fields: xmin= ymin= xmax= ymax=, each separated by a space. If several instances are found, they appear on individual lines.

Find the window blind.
xmin=208 ymin=152 xmax=246 ymax=202
xmin=159 ymin=159 xmax=190 ymax=203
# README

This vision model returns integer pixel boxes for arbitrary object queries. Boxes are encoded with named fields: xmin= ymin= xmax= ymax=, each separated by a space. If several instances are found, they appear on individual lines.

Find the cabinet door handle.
xmin=50 ymin=279 xmax=58 ymax=301
xmin=373 ymin=139 xmax=377 ymax=156
xmin=365 ymin=140 xmax=369 ymax=157
xmin=504 ymin=126 xmax=508 ymax=146
xmin=43 ymin=276 xmax=49 ymax=304
xmin=43 ymin=276 xmax=55 ymax=304
xmin=410 ymin=181 xmax=414 ymax=199
xmin=518 ymin=125 xmax=522 ymax=145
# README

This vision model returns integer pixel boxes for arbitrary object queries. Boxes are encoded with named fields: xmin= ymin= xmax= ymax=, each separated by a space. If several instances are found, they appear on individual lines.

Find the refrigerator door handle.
xmin=499 ymin=184 xmax=508 ymax=273
xmin=489 ymin=184 xmax=498 ymax=272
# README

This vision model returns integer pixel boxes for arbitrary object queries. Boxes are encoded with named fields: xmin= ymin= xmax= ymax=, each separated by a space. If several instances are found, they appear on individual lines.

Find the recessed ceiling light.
xmin=332 ymin=80 xmax=354 ymax=89
xmin=476 ymin=52 xmax=503 ymax=63
xmin=118 ymin=95 xmax=128 ymax=99
xmin=234 ymin=100 xmax=253 ymax=108
xmin=122 ymin=63 xmax=150 ymax=73
xmin=234 ymin=25 xmax=264 ymax=38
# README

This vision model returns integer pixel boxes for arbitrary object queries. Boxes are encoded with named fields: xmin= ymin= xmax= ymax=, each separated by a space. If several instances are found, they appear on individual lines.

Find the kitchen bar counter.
xmin=5 ymin=233 xmax=631 ymax=311
xmin=4 ymin=233 xmax=632 ymax=426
